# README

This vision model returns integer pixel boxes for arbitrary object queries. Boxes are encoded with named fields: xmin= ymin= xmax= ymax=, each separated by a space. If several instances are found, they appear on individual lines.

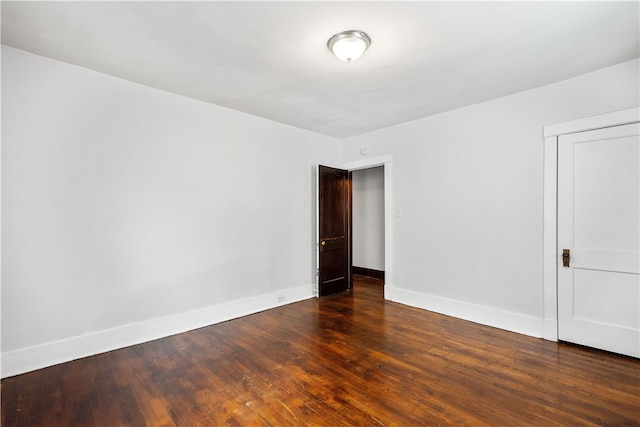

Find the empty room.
xmin=1 ymin=1 xmax=639 ymax=425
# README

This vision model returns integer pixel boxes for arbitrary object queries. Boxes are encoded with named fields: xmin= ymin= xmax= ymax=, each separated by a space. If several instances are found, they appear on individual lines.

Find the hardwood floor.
xmin=2 ymin=275 xmax=639 ymax=426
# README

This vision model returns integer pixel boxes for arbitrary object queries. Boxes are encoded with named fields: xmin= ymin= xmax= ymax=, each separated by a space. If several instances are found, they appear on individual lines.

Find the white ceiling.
xmin=2 ymin=1 xmax=639 ymax=139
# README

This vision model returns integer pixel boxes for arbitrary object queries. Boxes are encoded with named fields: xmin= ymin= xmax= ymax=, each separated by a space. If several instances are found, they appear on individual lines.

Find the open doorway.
xmin=342 ymin=155 xmax=393 ymax=300
xmin=316 ymin=155 xmax=393 ymax=299
xmin=352 ymin=167 xmax=385 ymax=283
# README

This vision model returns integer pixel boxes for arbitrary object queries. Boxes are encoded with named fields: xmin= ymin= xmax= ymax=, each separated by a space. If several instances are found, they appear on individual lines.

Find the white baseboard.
xmin=383 ymin=284 xmax=395 ymax=301
xmin=1 ymin=285 xmax=314 ymax=378
xmin=390 ymin=287 xmax=544 ymax=339
xmin=543 ymin=318 xmax=558 ymax=341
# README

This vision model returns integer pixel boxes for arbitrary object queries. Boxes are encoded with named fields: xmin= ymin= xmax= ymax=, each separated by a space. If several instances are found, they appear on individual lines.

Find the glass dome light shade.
xmin=327 ymin=30 xmax=371 ymax=63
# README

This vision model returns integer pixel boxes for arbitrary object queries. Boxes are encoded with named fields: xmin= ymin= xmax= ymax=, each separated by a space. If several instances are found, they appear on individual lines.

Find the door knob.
xmin=562 ymin=249 xmax=570 ymax=268
xmin=321 ymin=241 xmax=326 ymax=246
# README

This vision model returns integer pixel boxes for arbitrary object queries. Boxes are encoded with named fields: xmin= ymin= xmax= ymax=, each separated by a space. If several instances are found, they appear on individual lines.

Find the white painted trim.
xmin=342 ymin=155 xmax=393 ymax=300
xmin=542 ymin=136 xmax=559 ymax=342
xmin=541 ymin=107 xmax=640 ymax=343
xmin=392 ymin=287 xmax=543 ymax=339
xmin=544 ymin=107 xmax=639 ymax=137
xmin=543 ymin=318 xmax=558 ymax=342
xmin=383 ymin=162 xmax=393 ymax=299
xmin=314 ymin=165 xmax=320 ymax=297
xmin=342 ymin=154 xmax=392 ymax=171
xmin=1 ymin=285 xmax=314 ymax=378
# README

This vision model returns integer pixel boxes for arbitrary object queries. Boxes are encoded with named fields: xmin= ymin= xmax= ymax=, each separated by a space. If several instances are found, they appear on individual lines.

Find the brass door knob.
xmin=562 ymin=249 xmax=570 ymax=268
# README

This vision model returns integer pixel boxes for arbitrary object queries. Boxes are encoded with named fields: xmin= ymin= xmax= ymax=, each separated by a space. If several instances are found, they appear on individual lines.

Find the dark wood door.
xmin=318 ymin=165 xmax=352 ymax=296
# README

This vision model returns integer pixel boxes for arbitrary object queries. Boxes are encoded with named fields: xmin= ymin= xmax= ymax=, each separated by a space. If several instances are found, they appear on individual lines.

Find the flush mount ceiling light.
xmin=327 ymin=30 xmax=371 ymax=63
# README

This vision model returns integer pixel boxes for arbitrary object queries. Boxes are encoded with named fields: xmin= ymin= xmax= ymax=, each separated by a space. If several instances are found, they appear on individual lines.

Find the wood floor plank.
xmin=2 ymin=275 xmax=639 ymax=426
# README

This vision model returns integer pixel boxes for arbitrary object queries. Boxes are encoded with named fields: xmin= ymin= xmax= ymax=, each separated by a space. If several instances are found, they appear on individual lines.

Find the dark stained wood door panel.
xmin=318 ymin=165 xmax=352 ymax=296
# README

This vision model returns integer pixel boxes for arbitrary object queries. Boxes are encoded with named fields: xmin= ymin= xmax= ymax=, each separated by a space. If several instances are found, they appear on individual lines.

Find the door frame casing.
xmin=315 ymin=155 xmax=393 ymax=298
xmin=542 ymin=107 xmax=639 ymax=341
xmin=342 ymin=155 xmax=393 ymax=300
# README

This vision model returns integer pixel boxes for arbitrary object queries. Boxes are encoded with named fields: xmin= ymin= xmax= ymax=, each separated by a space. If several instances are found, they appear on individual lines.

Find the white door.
xmin=557 ymin=123 xmax=639 ymax=357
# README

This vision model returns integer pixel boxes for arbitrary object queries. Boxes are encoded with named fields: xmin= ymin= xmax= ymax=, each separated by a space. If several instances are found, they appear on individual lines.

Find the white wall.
xmin=352 ymin=167 xmax=385 ymax=271
xmin=343 ymin=59 xmax=640 ymax=338
xmin=1 ymin=46 xmax=342 ymax=377
xmin=3 ymin=45 xmax=638 ymax=377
